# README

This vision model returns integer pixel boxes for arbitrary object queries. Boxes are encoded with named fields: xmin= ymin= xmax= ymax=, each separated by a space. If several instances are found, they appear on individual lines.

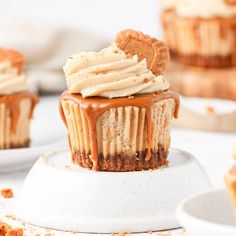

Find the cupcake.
xmin=225 ymin=165 xmax=236 ymax=211
xmin=225 ymin=147 xmax=236 ymax=211
xmin=161 ymin=0 xmax=236 ymax=68
xmin=0 ymin=48 xmax=39 ymax=149
xmin=59 ymin=29 xmax=179 ymax=171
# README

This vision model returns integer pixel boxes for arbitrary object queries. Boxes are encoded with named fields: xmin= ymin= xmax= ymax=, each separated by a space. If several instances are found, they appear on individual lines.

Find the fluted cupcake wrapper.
xmin=0 ymin=98 xmax=32 ymax=149
xmin=161 ymin=10 xmax=236 ymax=68
xmin=62 ymin=98 xmax=176 ymax=171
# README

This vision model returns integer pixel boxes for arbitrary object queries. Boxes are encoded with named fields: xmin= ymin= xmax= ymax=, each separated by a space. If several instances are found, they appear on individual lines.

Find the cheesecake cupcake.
xmin=161 ymin=0 xmax=236 ymax=68
xmin=0 ymin=48 xmax=39 ymax=149
xmin=225 ymin=165 xmax=236 ymax=211
xmin=225 ymin=147 xmax=236 ymax=211
xmin=60 ymin=29 xmax=179 ymax=172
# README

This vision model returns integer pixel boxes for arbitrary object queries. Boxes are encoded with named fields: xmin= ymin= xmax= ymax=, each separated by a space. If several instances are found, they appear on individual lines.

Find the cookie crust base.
xmin=72 ymin=145 xmax=168 ymax=172
xmin=171 ymin=52 xmax=233 ymax=68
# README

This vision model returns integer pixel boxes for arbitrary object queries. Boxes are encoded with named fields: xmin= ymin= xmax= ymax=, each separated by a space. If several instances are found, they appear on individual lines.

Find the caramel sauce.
xmin=0 ymin=92 xmax=39 ymax=133
xmin=60 ymin=90 xmax=179 ymax=170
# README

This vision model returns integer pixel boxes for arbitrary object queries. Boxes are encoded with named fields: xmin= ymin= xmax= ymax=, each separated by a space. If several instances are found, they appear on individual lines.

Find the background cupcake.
xmin=225 ymin=165 xmax=236 ymax=211
xmin=0 ymin=48 xmax=38 ymax=149
xmin=60 ymin=30 xmax=179 ymax=172
xmin=225 ymin=147 xmax=236 ymax=212
xmin=161 ymin=0 xmax=236 ymax=68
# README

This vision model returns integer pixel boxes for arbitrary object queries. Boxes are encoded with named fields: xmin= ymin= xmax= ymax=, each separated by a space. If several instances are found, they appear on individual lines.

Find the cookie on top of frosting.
xmin=63 ymin=29 xmax=170 ymax=98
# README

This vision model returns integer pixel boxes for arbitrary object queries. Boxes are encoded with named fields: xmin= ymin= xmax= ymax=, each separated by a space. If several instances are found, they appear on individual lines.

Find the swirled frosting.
xmin=0 ymin=62 xmax=28 ymax=95
xmin=63 ymin=44 xmax=169 ymax=98
xmin=161 ymin=0 xmax=236 ymax=18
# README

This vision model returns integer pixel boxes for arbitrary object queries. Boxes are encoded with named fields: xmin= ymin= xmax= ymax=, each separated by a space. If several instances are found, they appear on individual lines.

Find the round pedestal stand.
xmin=17 ymin=149 xmax=211 ymax=233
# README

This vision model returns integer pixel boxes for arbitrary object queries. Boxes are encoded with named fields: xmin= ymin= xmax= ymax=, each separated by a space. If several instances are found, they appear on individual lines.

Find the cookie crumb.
xmin=206 ymin=106 xmax=215 ymax=113
xmin=0 ymin=222 xmax=23 ymax=236
xmin=111 ymin=233 xmax=130 ymax=236
xmin=6 ymin=228 xmax=23 ymax=236
xmin=157 ymin=232 xmax=171 ymax=236
xmin=5 ymin=215 xmax=16 ymax=220
xmin=0 ymin=221 xmax=11 ymax=234
xmin=1 ymin=188 xmax=14 ymax=198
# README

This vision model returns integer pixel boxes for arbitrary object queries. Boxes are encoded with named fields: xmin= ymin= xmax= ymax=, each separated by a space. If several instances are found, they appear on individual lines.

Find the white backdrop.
xmin=1 ymin=0 xmax=162 ymax=40
xmin=0 ymin=0 xmax=163 ymax=91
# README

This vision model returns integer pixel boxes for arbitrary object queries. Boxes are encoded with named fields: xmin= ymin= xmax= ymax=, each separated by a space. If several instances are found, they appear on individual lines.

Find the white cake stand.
xmin=17 ymin=148 xmax=211 ymax=233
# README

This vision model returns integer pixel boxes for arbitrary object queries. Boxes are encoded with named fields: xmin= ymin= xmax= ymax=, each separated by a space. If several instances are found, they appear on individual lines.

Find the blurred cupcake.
xmin=60 ymin=29 xmax=179 ymax=172
xmin=161 ymin=0 xmax=236 ymax=68
xmin=0 ymin=48 xmax=39 ymax=149
xmin=225 ymin=146 xmax=236 ymax=211
xmin=225 ymin=165 xmax=236 ymax=211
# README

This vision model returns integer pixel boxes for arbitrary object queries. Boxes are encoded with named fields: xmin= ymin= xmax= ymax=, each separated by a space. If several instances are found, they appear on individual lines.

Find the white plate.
xmin=0 ymin=95 xmax=67 ymax=172
xmin=177 ymin=188 xmax=236 ymax=236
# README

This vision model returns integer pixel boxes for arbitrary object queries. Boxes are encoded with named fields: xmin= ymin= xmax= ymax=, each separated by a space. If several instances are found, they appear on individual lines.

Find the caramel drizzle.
xmin=0 ymin=92 xmax=39 ymax=133
xmin=60 ymin=91 xmax=179 ymax=170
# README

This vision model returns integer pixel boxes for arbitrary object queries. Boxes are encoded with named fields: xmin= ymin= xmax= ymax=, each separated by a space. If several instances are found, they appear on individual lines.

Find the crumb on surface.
xmin=44 ymin=233 xmax=54 ymax=236
xmin=5 ymin=215 xmax=16 ymax=221
xmin=111 ymin=233 xmax=130 ymax=236
xmin=157 ymin=232 xmax=171 ymax=236
xmin=1 ymin=189 xmax=14 ymax=198
xmin=0 ymin=221 xmax=23 ymax=236
xmin=206 ymin=106 xmax=215 ymax=113
xmin=0 ymin=221 xmax=11 ymax=234
xmin=6 ymin=228 xmax=23 ymax=236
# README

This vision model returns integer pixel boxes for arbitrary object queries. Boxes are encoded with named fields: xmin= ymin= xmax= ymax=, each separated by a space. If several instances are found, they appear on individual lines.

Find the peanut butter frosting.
xmin=0 ymin=62 xmax=27 ymax=95
xmin=161 ymin=0 xmax=236 ymax=18
xmin=63 ymin=43 xmax=169 ymax=98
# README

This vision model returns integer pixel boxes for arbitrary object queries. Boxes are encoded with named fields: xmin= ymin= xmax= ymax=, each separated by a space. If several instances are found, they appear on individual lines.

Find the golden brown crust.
xmin=72 ymin=147 xmax=169 ymax=172
xmin=224 ymin=0 xmax=236 ymax=6
xmin=171 ymin=52 xmax=235 ymax=68
xmin=115 ymin=29 xmax=170 ymax=75
xmin=0 ymin=48 xmax=24 ymax=74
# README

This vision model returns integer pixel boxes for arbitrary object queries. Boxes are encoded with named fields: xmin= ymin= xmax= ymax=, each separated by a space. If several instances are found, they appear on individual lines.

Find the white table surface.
xmin=0 ymin=95 xmax=235 ymax=236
